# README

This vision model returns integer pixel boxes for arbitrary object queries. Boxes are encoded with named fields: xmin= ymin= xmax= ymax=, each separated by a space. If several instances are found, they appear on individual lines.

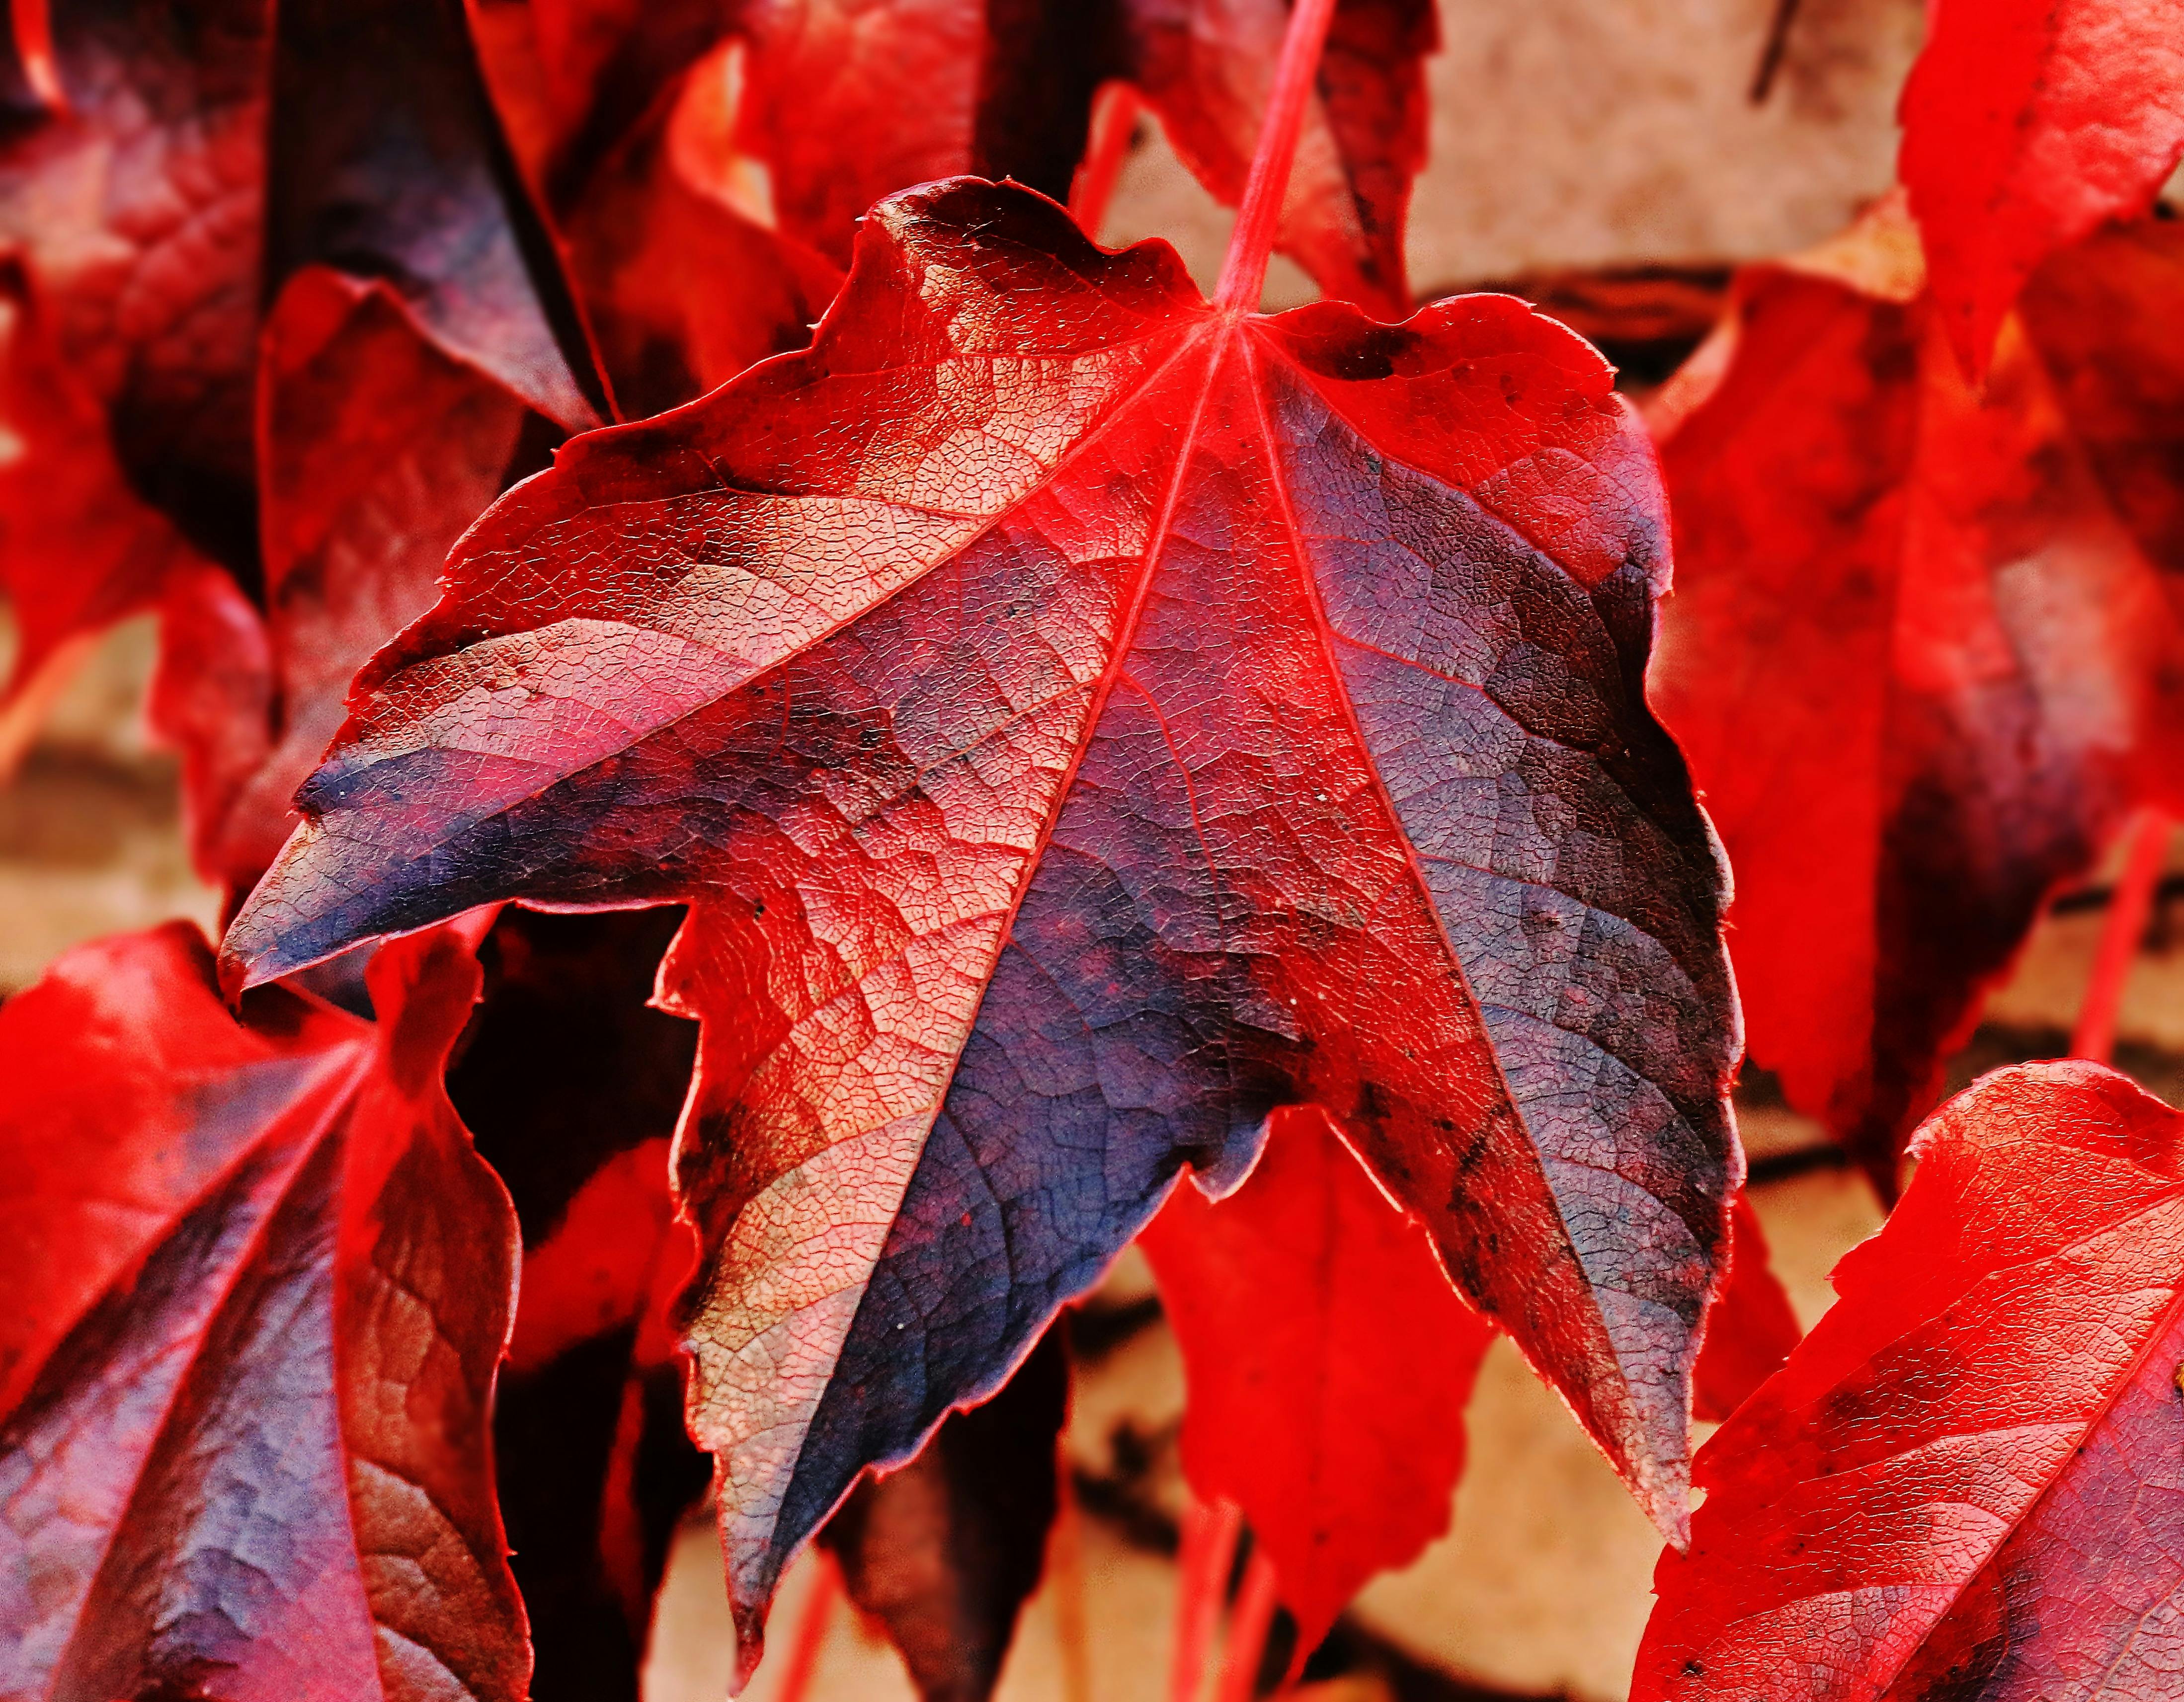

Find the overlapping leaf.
xmin=145 ymin=0 xmax=607 ymax=898
xmin=544 ymin=33 xmax=843 ymax=419
xmin=0 ymin=922 xmax=527 ymax=1702
xmin=0 ymin=0 xmax=594 ymax=736
xmin=451 ymin=907 xmax=710 ymax=1702
xmin=819 ymin=1324 xmax=1070 ymax=1702
xmin=492 ymin=0 xmax=1431 ymax=320
xmin=1139 ymin=1106 xmax=1495 ymax=1659
xmin=1898 ymin=0 xmax=2184 ymax=377
xmin=156 ymin=269 xmax=534 ymax=898
xmin=263 ymin=0 xmax=604 ymax=433
xmin=222 ymin=176 xmax=1741 ymax=1671
xmin=0 ymin=255 xmax=201 ymax=721
xmin=0 ymin=0 xmax=270 ymax=627
xmin=1634 ymin=1060 xmax=2184 ymax=1700
xmin=1648 ymin=201 xmax=2184 ymax=1191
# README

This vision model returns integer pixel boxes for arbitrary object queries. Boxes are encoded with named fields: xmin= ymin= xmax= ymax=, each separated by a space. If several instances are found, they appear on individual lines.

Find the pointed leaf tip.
xmin=229 ymin=177 xmax=1739 ymax=1632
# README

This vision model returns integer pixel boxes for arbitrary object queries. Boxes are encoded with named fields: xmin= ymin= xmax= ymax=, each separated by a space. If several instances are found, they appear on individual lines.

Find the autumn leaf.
xmin=820 ymin=1324 xmax=1071 ymax=1702
xmin=1648 ymin=200 xmax=2184 ymax=1192
xmin=0 ymin=921 xmax=528 ymax=1702
xmin=0 ymin=254 xmax=201 ymax=724
xmin=263 ymin=0 xmax=606 ymax=433
xmin=450 ymin=907 xmax=711 ymax=1702
xmin=1138 ymin=1105 xmax=1495 ymax=1659
xmin=1633 ymin=1060 xmax=2184 ymax=1700
xmin=221 ymin=166 xmax=1740 ymax=1674
xmin=503 ymin=0 xmax=1431 ymax=315
xmin=153 ymin=268 xmax=536 ymax=898
xmin=1898 ymin=0 xmax=2184 ymax=378
xmin=0 ymin=0 xmax=270 ymax=574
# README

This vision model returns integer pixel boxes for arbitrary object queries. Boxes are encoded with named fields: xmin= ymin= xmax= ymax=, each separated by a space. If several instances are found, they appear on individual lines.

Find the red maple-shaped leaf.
xmin=1648 ymin=201 xmax=2184 ymax=1191
xmin=0 ymin=922 xmax=528 ymax=1702
xmin=221 ymin=174 xmax=1739 ymax=1671
xmin=1633 ymin=1059 xmax=2184 ymax=1700
xmin=820 ymin=1323 xmax=1071 ymax=1702
xmin=1139 ymin=1105 xmax=1495 ymax=1658
xmin=1898 ymin=0 xmax=2184 ymax=378
xmin=155 ymin=268 xmax=536 ymax=898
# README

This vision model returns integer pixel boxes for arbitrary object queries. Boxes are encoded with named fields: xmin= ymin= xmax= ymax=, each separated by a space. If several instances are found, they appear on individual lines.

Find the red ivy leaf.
xmin=221 ymin=178 xmax=1739 ymax=1673
xmin=0 ymin=257 xmax=201 ymax=708
xmin=1634 ymin=1060 xmax=2184 ymax=1700
xmin=0 ymin=923 xmax=528 ymax=1702
xmin=1138 ymin=1105 xmax=1495 ymax=1658
xmin=1898 ymin=0 xmax=2184 ymax=379
xmin=451 ymin=907 xmax=710 ymax=1702
xmin=1648 ymin=202 xmax=2184 ymax=1191
xmin=819 ymin=1323 xmax=1070 ymax=1702
xmin=1689 ymin=1189 xmax=1799 ymax=1425
xmin=153 ymin=268 xmax=532 ymax=898
xmin=552 ymin=37 xmax=843 ymax=419
xmin=0 ymin=0 xmax=269 ymax=569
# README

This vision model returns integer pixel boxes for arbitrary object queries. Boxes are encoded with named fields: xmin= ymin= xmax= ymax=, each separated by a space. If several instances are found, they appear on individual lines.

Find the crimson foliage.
xmin=5 ymin=2 xmax=2184 ymax=1699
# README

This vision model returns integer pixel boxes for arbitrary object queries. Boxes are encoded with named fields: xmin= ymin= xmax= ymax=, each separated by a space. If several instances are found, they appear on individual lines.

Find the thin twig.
xmin=1169 ymin=1497 xmax=1243 ymax=1702
xmin=1748 ymin=0 xmax=1803 ymax=104
xmin=1214 ymin=1547 xmax=1281 ymax=1702
xmin=2071 ymin=812 xmax=2171 ymax=1064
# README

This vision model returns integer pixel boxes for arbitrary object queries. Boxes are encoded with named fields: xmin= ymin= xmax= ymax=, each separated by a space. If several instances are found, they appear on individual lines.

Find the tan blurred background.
xmin=23 ymin=1 xmax=2175 ymax=1698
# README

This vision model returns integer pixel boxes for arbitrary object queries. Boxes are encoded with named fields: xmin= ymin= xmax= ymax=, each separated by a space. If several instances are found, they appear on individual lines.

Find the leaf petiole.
xmin=1213 ymin=0 xmax=1341 ymax=312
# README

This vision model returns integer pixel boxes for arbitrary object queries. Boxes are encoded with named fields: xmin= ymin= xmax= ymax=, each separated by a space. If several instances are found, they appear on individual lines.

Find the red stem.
xmin=1069 ymin=81 xmax=1143 ymax=241
xmin=1212 ymin=0 xmax=1341 ymax=311
xmin=2071 ymin=811 xmax=2170 ymax=1064
xmin=1169 ymin=1497 xmax=1243 ymax=1702
xmin=770 ymin=1552 xmax=841 ymax=1702
xmin=1213 ymin=1547 xmax=1282 ymax=1702
xmin=10 ymin=0 xmax=63 ymax=112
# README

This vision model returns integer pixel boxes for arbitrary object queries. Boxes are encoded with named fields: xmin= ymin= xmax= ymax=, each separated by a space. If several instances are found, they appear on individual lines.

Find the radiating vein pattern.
xmin=222 ymin=178 xmax=1739 ymax=1655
